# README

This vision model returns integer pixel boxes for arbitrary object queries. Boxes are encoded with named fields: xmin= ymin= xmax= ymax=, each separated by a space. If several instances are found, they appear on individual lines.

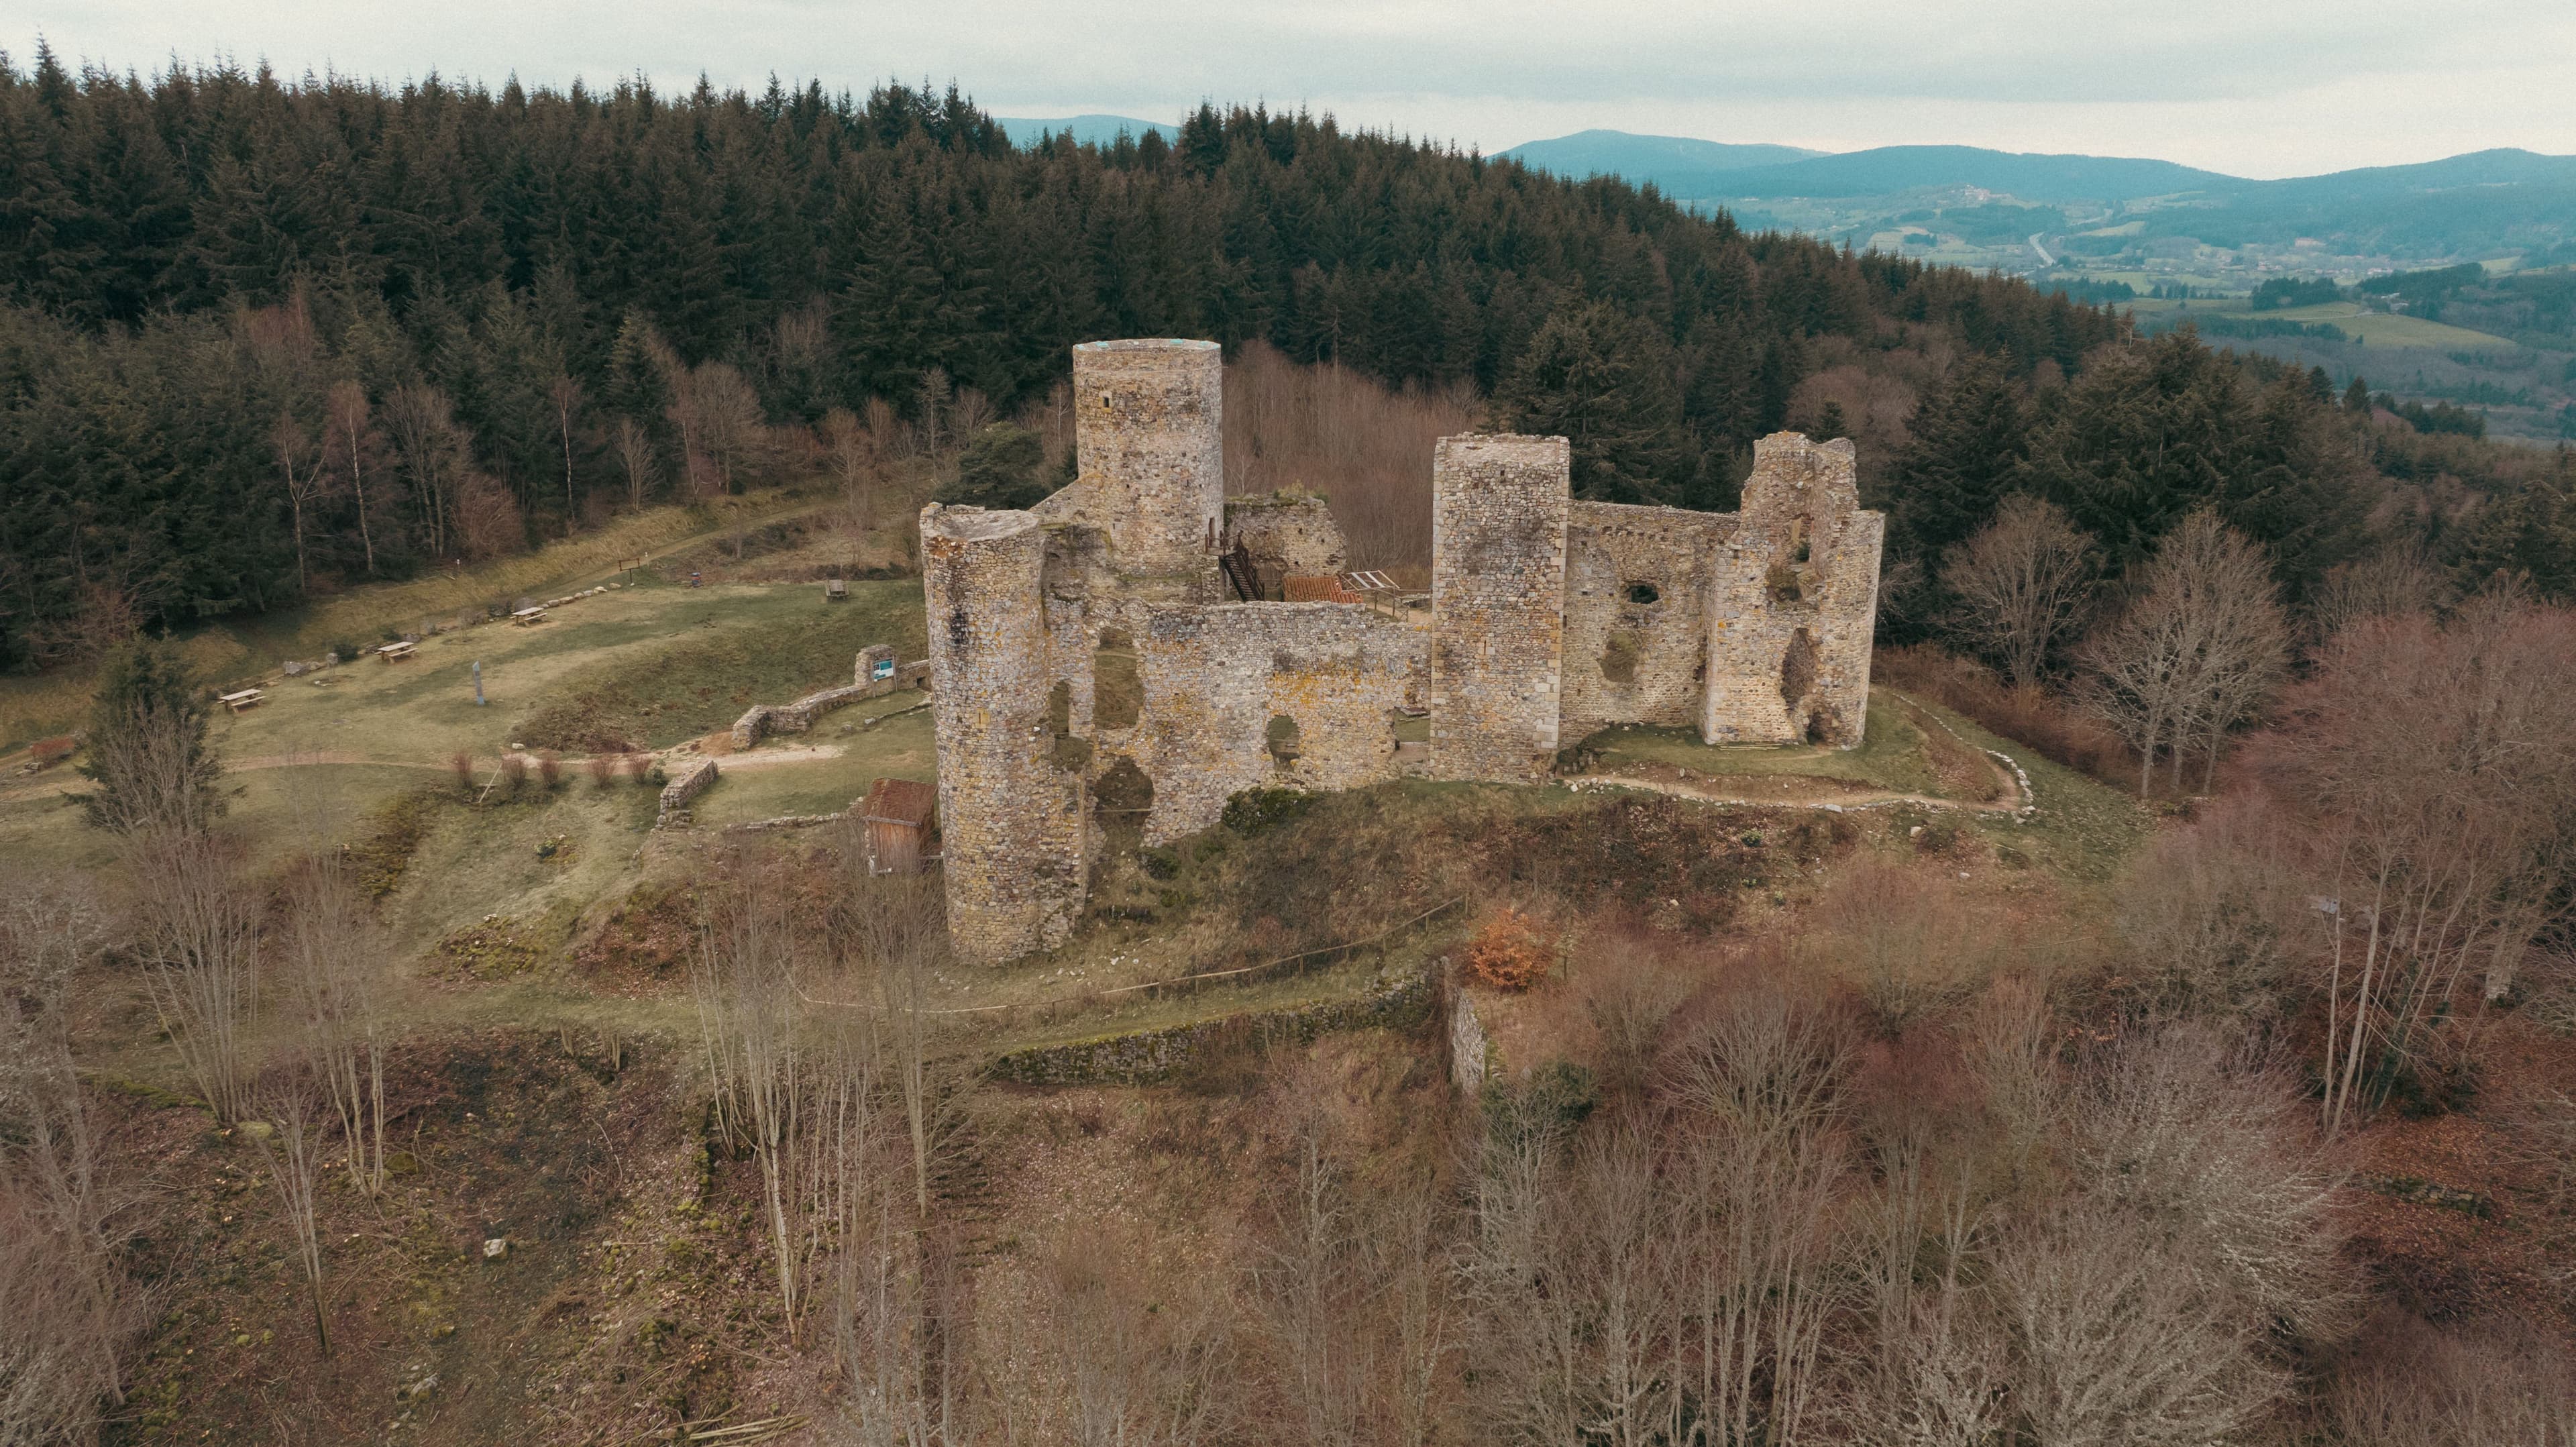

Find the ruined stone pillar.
xmin=1073 ymin=339 xmax=1224 ymax=582
xmin=1702 ymin=433 xmax=1884 ymax=748
xmin=1428 ymin=434 xmax=1570 ymax=784
xmin=920 ymin=504 xmax=1086 ymax=964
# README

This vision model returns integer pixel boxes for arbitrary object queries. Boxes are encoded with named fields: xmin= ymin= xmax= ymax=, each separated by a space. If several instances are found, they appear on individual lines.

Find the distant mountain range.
xmin=1496 ymin=131 xmax=2576 ymax=206
xmin=1497 ymin=131 xmax=2576 ymax=262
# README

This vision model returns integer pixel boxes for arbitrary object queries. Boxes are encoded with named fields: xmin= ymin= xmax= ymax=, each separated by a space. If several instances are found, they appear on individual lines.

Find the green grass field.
xmin=1574 ymin=694 xmax=1950 ymax=797
xmin=2203 ymin=299 xmax=2516 ymax=352
xmin=0 ymin=490 xmax=828 ymax=751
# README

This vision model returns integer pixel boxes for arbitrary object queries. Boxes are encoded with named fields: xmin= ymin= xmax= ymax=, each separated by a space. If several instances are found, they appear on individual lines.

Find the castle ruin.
xmin=922 ymin=338 xmax=1886 ymax=963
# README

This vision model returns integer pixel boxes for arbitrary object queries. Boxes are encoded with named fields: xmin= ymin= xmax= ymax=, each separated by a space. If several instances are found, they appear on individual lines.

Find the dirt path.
xmin=1572 ymin=710 xmax=2036 ymax=818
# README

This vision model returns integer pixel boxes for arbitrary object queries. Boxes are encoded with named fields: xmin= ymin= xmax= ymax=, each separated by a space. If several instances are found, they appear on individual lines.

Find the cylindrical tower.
xmin=920 ymin=504 xmax=1087 ymax=964
xmin=1072 ymin=339 xmax=1223 ymax=578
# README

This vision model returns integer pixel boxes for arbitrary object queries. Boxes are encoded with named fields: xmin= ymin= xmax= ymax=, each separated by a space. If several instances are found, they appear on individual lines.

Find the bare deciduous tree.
xmin=2334 ymin=1320 xmax=2576 ymax=1446
xmin=690 ymin=362 xmax=769 ymax=494
xmin=2260 ymin=602 xmax=2576 ymax=1128
xmin=1966 ymin=973 xmax=2059 ymax=1189
xmin=2109 ymin=801 xmax=2301 ymax=1020
xmin=280 ymin=854 xmax=392 ymax=1195
xmin=2160 ymin=513 xmax=2293 ymax=792
xmin=125 ymin=826 xmax=262 ymax=1124
xmin=1943 ymin=495 xmax=2100 ymax=686
xmin=2074 ymin=1028 xmax=2351 ymax=1345
xmin=820 ymin=407 xmax=879 ymax=535
xmin=549 ymin=374 xmax=586 ymax=521
xmin=2080 ymin=512 xmax=2290 ymax=796
xmin=691 ymin=859 xmax=825 ymax=1338
xmin=1046 ymin=1229 xmax=1242 ymax=1447
xmin=0 ymin=876 xmax=140 ymax=1445
xmin=271 ymin=411 xmax=326 ymax=592
xmin=247 ymin=1078 xmax=331 ymax=1357
xmin=836 ymin=1201 xmax=971 ymax=1447
xmin=1659 ymin=991 xmax=1856 ymax=1447
xmin=610 ymin=415 xmax=659 ymax=514
xmin=1996 ymin=1205 xmax=2283 ymax=1447
xmin=381 ymin=383 xmax=467 ymax=561
xmin=847 ymin=868 xmax=955 ymax=1222
xmin=2311 ymin=544 xmax=2445 ymax=643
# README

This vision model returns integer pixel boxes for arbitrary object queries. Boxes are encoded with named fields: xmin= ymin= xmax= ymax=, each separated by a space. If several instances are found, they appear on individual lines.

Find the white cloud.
xmin=19 ymin=0 xmax=2573 ymax=178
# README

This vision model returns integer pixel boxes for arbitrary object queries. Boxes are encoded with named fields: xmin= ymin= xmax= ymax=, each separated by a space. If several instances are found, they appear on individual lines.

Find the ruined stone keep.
xmin=922 ymin=338 xmax=1886 ymax=963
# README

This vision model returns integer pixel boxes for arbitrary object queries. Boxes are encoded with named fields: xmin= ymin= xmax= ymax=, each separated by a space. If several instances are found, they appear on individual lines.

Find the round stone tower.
xmin=920 ymin=504 xmax=1087 ymax=964
xmin=1073 ymin=339 xmax=1224 ymax=580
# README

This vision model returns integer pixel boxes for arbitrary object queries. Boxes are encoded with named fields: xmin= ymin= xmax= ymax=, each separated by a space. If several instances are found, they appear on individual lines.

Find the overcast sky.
xmin=18 ymin=0 xmax=2573 ymax=178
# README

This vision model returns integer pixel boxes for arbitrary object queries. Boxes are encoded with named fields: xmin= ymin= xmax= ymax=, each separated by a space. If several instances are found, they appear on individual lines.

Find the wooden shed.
xmin=859 ymin=778 xmax=938 ymax=875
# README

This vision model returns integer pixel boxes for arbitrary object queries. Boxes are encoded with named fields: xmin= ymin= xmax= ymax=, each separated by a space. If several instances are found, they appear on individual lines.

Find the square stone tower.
xmin=1071 ymin=339 xmax=1224 ymax=590
xmin=1428 ymin=435 xmax=1570 ymax=783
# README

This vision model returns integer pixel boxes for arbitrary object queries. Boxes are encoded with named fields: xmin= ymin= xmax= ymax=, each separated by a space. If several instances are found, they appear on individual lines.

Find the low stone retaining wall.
xmin=722 ymin=812 xmax=846 ymax=834
xmin=731 ymin=650 xmax=934 ymax=749
xmin=655 ymin=758 xmax=719 ymax=828
xmin=986 ymin=967 xmax=1435 ymax=1087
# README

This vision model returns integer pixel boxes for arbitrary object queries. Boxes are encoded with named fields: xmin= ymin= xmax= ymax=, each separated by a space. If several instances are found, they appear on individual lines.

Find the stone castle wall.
xmin=921 ymin=506 xmax=1088 ymax=963
xmin=1428 ymin=435 xmax=1569 ymax=784
xmin=1223 ymin=492 xmax=1347 ymax=599
xmin=921 ymin=339 xmax=1885 ymax=965
xmin=1111 ymin=603 xmax=1424 ymax=843
xmin=1560 ymin=501 xmax=1740 ymax=743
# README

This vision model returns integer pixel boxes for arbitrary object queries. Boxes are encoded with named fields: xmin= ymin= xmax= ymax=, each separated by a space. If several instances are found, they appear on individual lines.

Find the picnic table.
xmin=376 ymin=640 xmax=418 ymax=661
xmin=824 ymin=578 xmax=849 ymax=602
xmin=217 ymin=688 xmax=266 ymax=712
xmin=510 ymin=606 xmax=549 ymax=626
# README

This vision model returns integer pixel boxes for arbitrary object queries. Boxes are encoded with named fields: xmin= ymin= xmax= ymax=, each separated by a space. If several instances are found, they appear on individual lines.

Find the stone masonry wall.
xmin=1073 ymin=339 xmax=1225 ymax=582
xmin=1560 ymin=501 xmax=1739 ymax=743
xmin=1701 ymin=435 xmax=1885 ymax=747
xmin=655 ymin=758 xmax=718 ymax=828
xmin=1429 ymin=435 xmax=1570 ymax=783
xmin=1109 ymin=602 xmax=1424 ymax=843
xmin=922 ymin=504 xmax=1088 ymax=964
xmin=732 ymin=653 xmax=933 ymax=749
xmin=1223 ymin=492 xmax=1348 ymax=600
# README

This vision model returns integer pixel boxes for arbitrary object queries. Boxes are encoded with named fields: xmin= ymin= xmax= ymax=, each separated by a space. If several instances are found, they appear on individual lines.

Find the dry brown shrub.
xmin=1464 ymin=908 xmax=1556 ymax=992
xmin=584 ymin=753 xmax=614 ymax=787
xmin=1813 ymin=856 xmax=1998 ymax=1036
xmin=1578 ymin=930 xmax=1694 ymax=1097
xmin=1874 ymin=643 xmax=2131 ymax=786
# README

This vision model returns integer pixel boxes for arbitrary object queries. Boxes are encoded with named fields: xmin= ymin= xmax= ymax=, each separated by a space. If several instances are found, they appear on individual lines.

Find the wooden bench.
xmin=376 ymin=640 xmax=418 ymax=662
xmin=823 ymin=579 xmax=849 ymax=602
xmin=217 ymin=688 xmax=266 ymax=713
xmin=509 ymin=606 xmax=549 ymax=627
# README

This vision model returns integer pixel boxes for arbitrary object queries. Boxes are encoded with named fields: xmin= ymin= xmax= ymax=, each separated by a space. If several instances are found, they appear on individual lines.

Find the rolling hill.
xmin=1499 ymin=131 xmax=2576 ymax=268
xmin=997 ymin=113 xmax=1177 ymax=147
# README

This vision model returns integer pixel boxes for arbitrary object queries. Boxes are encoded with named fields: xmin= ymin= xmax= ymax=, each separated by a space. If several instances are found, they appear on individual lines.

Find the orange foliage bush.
xmin=1464 ymin=907 xmax=1557 ymax=992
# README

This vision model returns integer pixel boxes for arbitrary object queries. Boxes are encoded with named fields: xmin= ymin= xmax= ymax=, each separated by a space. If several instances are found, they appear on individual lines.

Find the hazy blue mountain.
xmin=1714 ymin=145 xmax=2241 ymax=201
xmin=996 ymin=114 xmax=1177 ymax=148
xmin=1501 ymin=129 xmax=1824 ymax=182
xmin=1500 ymin=130 xmax=2576 ymax=263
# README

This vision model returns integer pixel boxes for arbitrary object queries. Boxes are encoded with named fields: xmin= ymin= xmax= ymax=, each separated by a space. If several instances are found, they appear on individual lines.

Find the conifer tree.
xmin=80 ymin=635 xmax=220 ymax=833
xmin=1502 ymin=300 xmax=1688 ymax=505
